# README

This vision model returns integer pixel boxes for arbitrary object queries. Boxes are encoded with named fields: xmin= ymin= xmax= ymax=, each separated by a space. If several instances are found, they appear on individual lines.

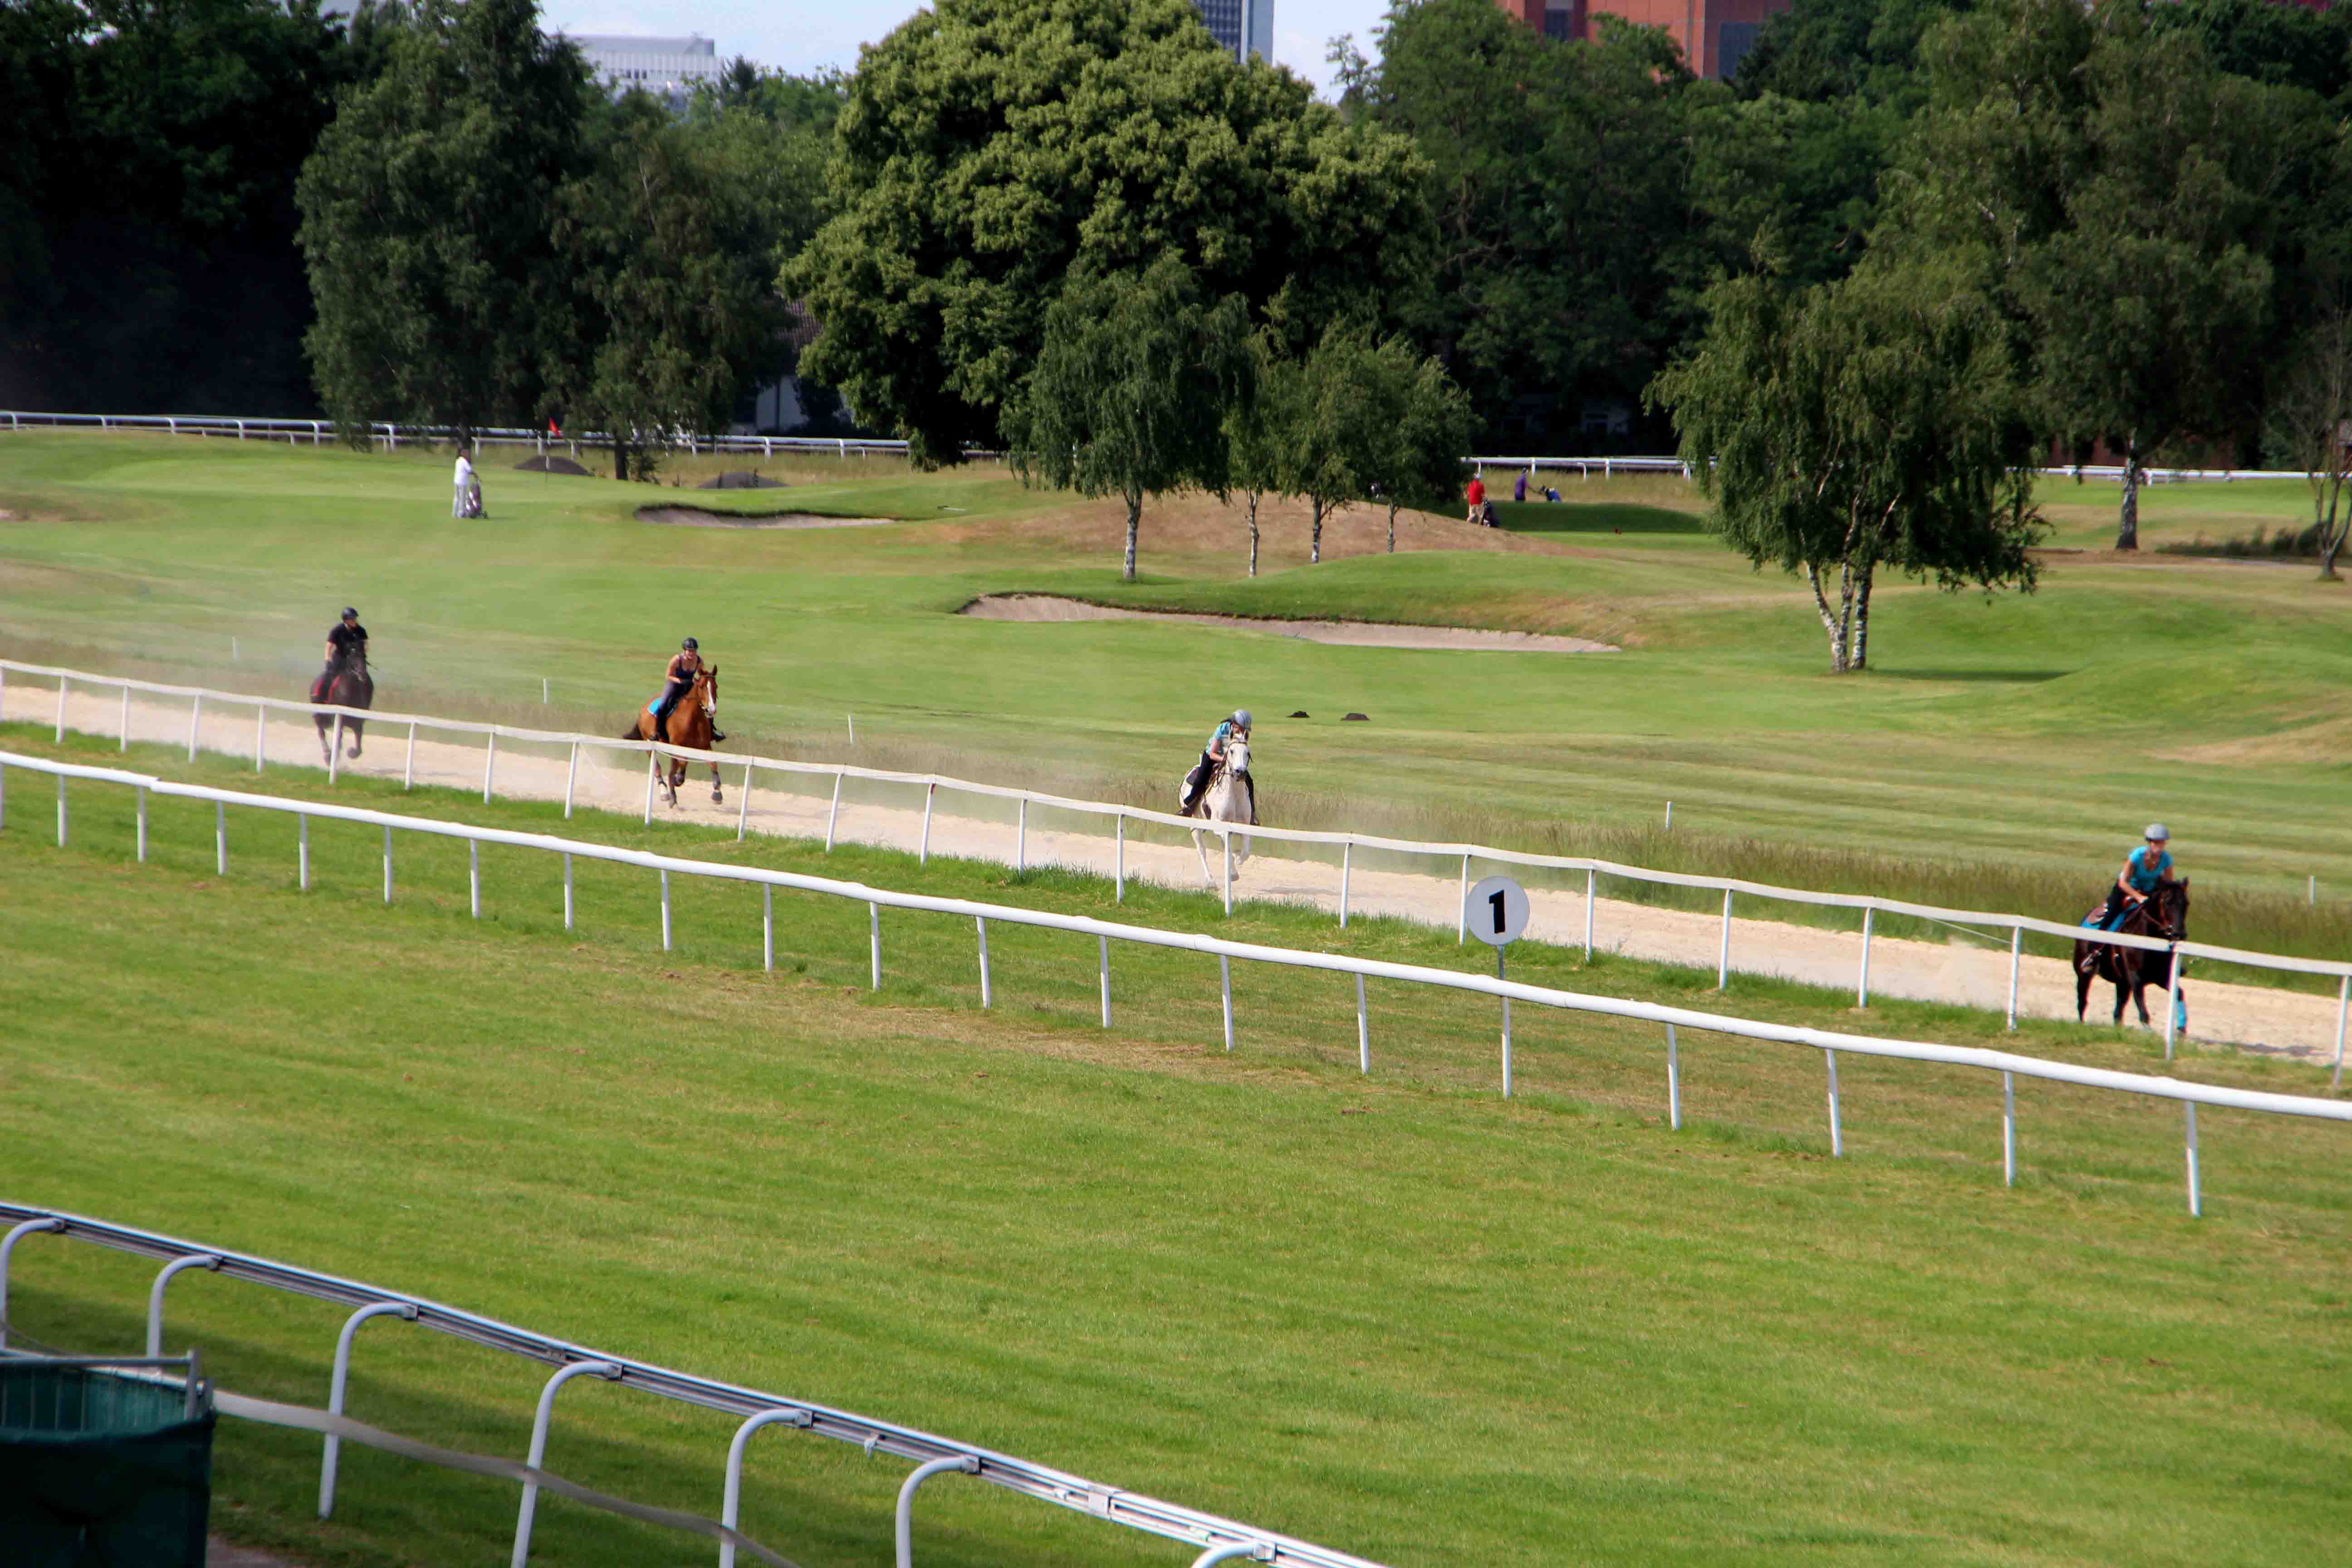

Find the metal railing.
xmin=6 ymin=657 xmax=2348 ymax=1073
xmin=0 ymin=1204 xmax=1346 ymax=1568
xmin=7 ymin=748 xmax=2349 ymax=1215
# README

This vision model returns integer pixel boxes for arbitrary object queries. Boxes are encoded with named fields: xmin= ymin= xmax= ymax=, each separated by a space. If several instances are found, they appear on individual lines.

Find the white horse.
xmin=1183 ymin=738 xmax=1256 ymax=887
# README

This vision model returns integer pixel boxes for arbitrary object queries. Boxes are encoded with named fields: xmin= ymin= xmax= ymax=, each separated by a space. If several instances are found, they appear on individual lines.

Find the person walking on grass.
xmin=1465 ymin=470 xmax=1486 ymax=525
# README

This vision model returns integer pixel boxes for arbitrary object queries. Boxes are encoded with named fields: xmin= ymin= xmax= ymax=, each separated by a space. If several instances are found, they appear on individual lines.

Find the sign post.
xmin=1469 ymin=874 xmax=1531 ymax=1095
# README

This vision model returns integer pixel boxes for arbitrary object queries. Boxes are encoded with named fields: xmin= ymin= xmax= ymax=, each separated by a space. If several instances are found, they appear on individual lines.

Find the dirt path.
xmin=957 ymin=593 xmax=1620 ymax=652
xmin=8 ymin=680 xmax=2343 ymax=1063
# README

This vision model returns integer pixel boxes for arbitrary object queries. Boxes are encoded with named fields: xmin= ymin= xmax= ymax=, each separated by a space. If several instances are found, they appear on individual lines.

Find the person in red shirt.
xmin=1465 ymin=472 xmax=1486 ymax=524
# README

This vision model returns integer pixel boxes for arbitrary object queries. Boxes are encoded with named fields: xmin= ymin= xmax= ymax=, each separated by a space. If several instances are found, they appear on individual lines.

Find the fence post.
xmin=2332 ymin=974 xmax=2348 ymax=1091
xmin=564 ymin=742 xmax=579 ymax=819
xmin=2007 ymin=927 xmax=2022 ymax=1032
xmin=328 ymin=714 xmax=345 ymax=784
xmin=737 ymin=763 xmax=753 ymax=841
xmin=381 ymin=826 xmax=392 ymax=902
xmin=643 ymin=750 xmax=657 ymax=823
xmin=1339 ymin=841 xmax=1351 ymax=927
xmin=975 ymin=917 xmax=991 ymax=1007
xmin=2002 ymin=1071 xmax=2016 ymax=1187
xmin=318 ymin=1301 xmax=416 ymax=1519
xmin=1115 ymin=813 xmax=1125 ymax=902
xmin=1220 ymin=955 xmax=1234 ymax=1051
xmin=121 ymin=685 xmax=130 ymax=751
xmin=893 ymin=1454 xmax=980 ymax=1568
xmin=214 ymin=802 xmax=225 ymax=874
xmin=0 ymin=1217 xmax=65 ymax=1349
xmin=2162 ymin=948 xmax=2181 ymax=1058
xmin=719 ymin=1409 xmax=812 ymax=1568
xmin=1354 ymin=974 xmax=1371 ymax=1073
xmin=188 ymin=693 xmax=200 ymax=761
xmin=1098 ymin=935 xmax=1110 ymax=1028
xmin=254 ymin=705 xmax=265 ymax=772
xmin=762 ymin=887 xmax=774 ymax=972
xmin=1500 ymin=990 xmax=1512 ymax=1099
xmin=563 ymin=855 xmax=573 ymax=931
xmin=145 ymin=1254 xmax=222 ymax=1357
xmin=298 ymin=815 xmax=308 ymax=891
xmin=1017 ymin=798 xmax=1027 ymax=872
xmin=1856 ymin=907 xmax=1873 ymax=1008
xmin=1666 ymin=1024 xmax=1680 ymax=1130
xmin=482 ymin=732 xmax=497 ymax=803
xmin=469 ymin=842 xmax=480 ymax=918
xmin=54 ymin=674 xmax=66 ymax=741
xmin=1824 ymin=1049 xmax=1842 ymax=1156
xmin=55 ymin=774 xmax=65 ymax=847
xmin=660 ymin=869 xmax=672 ymax=951
xmin=824 ymin=772 xmax=842 ymax=852
xmin=1585 ymin=868 xmax=1596 ymax=960
xmin=2185 ymin=1103 xmax=2201 ymax=1217
xmin=869 ymin=903 xmax=880 ymax=990
xmin=1223 ymin=829 xmax=1233 ymax=916
xmin=1457 ymin=854 xmax=1470 ymax=943
xmin=1718 ymin=889 xmax=1733 ymax=989
xmin=136 ymin=787 xmax=146 ymax=861
xmin=920 ymin=783 xmax=934 ymax=865
xmin=403 ymin=723 xmax=416 ymax=790
xmin=510 ymin=1361 xmax=622 ymax=1568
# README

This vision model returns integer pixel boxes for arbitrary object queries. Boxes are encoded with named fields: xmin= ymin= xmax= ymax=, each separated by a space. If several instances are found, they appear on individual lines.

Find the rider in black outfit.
xmin=317 ymin=608 xmax=367 ymax=698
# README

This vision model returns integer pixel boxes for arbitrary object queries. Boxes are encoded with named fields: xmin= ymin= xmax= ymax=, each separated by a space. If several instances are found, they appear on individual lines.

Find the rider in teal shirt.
xmin=2090 ymin=823 xmax=2175 ymax=933
xmin=1181 ymin=709 xmax=1250 ymax=813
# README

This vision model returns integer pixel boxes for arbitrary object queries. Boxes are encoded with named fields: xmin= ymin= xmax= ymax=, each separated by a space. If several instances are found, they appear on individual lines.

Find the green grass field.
xmin=4 ymin=740 xmax=2350 ymax=1567
xmin=5 ymin=431 xmax=2352 ymax=1565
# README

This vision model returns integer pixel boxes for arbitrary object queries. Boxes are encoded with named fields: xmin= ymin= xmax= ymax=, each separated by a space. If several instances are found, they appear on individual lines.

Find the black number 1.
xmin=1489 ymin=890 xmax=1508 ymax=933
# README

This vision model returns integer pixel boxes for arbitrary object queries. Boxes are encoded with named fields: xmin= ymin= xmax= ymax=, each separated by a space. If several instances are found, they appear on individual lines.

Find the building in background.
xmin=1193 ymin=0 xmax=1274 ymax=64
xmin=1493 ymin=0 xmax=1790 ymax=81
xmin=564 ymin=34 xmax=725 ymax=100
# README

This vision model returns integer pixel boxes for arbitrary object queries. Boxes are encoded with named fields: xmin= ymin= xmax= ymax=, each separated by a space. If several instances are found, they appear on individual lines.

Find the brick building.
xmin=1494 ymin=0 xmax=1793 ymax=81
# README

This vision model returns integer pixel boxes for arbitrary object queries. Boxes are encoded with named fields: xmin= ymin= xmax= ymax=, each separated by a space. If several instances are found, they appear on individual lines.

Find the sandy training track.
xmin=958 ymin=593 xmax=1620 ymax=652
xmin=7 ymin=679 xmax=2343 ymax=1063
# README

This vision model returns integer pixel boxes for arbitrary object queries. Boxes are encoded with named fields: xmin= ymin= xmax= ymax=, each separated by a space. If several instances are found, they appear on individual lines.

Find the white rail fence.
xmin=0 ymin=1204 xmax=1363 ymax=1568
xmin=6 ymin=657 xmax=2349 ymax=1074
xmin=6 ymin=749 xmax=2349 ymax=1215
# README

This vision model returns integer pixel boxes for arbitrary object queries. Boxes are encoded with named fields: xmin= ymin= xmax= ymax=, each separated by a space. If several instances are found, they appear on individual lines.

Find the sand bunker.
xmin=959 ymin=593 xmax=1618 ymax=652
xmin=696 ymin=471 xmax=789 ymax=490
xmin=514 ymin=455 xmax=593 ymax=475
xmin=640 ymin=507 xmax=893 ymax=529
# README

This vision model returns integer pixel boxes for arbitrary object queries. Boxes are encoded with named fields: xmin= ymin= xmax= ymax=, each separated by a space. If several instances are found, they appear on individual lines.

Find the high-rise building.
xmin=1492 ymin=0 xmax=1789 ymax=81
xmin=1194 ymin=0 xmax=1274 ymax=64
xmin=564 ymin=34 xmax=725 ymax=100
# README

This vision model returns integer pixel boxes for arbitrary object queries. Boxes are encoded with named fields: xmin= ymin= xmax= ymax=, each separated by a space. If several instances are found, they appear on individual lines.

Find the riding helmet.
xmin=682 ymin=637 xmax=698 ymax=650
xmin=2144 ymin=822 xmax=2170 ymax=842
xmin=342 ymin=607 xmax=358 ymax=619
xmin=1233 ymin=708 xmax=1251 ymax=729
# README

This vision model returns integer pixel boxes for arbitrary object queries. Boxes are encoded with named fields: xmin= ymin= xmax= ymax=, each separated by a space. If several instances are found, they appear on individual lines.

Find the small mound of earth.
xmin=1343 ymin=712 xmax=1369 ymax=721
xmin=696 ymin=471 xmax=789 ymax=490
xmin=515 ymin=455 xmax=593 ymax=475
xmin=639 ymin=506 xmax=892 ymax=529
xmin=957 ymin=593 xmax=1618 ymax=652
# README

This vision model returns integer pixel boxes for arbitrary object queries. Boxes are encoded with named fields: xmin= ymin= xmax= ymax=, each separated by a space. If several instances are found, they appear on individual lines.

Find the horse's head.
xmin=1225 ymin=738 xmax=1250 ymax=777
xmin=696 ymin=665 xmax=718 ymax=715
xmin=2154 ymin=876 xmax=2190 ymax=940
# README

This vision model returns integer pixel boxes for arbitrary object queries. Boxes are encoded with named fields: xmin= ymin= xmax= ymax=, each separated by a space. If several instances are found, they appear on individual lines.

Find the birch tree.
xmin=1654 ymin=258 xmax=2043 ymax=671
xmin=2266 ymin=300 xmax=2352 ymax=578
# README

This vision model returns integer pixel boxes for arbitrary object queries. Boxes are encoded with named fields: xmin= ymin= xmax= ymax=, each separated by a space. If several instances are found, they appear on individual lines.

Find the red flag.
xmin=548 ymin=417 xmax=561 ymax=436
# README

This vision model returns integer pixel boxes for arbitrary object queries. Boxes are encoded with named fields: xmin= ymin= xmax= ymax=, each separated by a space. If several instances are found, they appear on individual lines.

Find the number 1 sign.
xmin=1468 ymin=874 xmax=1530 ymax=948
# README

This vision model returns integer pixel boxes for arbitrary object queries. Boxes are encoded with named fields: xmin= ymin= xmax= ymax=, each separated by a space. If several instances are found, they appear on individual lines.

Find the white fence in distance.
xmin=6 ymin=657 xmax=2348 ymax=1079
xmin=0 ymin=1202 xmax=1370 ymax=1568
xmin=8 ymin=748 xmax=2350 ymax=1217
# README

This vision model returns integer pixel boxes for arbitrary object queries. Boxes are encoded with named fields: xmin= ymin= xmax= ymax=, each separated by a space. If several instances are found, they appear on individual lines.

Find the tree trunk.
xmin=1122 ymin=486 xmax=1141 ymax=581
xmin=1246 ymin=492 xmax=1260 ymax=578
xmin=1803 ymin=561 xmax=1853 ymax=673
xmin=2115 ymin=435 xmax=2140 ymax=550
xmin=613 ymin=439 xmax=629 ymax=483
xmin=1310 ymin=495 xmax=1325 ymax=564
xmin=1387 ymin=500 xmax=1400 ymax=553
xmin=1850 ymin=560 xmax=1876 ymax=671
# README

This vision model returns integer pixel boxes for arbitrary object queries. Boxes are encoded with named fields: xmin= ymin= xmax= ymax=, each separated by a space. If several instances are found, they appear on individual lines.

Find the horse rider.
xmin=651 ymin=637 xmax=725 ymax=742
xmin=2082 ymin=823 xmax=2176 ymax=971
xmin=315 ymin=607 xmax=367 ymax=701
xmin=1181 ymin=709 xmax=1251 ymax=814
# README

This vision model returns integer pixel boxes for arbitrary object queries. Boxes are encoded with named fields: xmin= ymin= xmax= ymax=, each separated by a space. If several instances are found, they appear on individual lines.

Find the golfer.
xmin=453 ymin=449 xmax=475 ymax=518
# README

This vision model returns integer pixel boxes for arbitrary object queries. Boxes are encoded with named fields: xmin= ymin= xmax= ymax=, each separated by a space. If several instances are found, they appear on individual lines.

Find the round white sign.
xmin=1467 ymin=874 xmax=1530 ymax=947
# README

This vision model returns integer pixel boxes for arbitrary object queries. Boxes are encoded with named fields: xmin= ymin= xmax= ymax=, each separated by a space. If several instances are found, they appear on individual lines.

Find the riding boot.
xmin=711 ymin=727 xmax=727 ymax=742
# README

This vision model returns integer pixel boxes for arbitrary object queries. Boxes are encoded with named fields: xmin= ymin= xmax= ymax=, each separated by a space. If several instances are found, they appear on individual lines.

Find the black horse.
xmin=313 ymin=649 xmax=374 ymax=764
xmin=2073 ymin=877 xmax=2190 ymax=1027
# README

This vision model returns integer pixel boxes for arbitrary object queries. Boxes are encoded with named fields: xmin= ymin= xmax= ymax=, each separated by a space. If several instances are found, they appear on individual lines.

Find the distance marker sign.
xmin=1467 ymin=874 xmax=1530 ymax=947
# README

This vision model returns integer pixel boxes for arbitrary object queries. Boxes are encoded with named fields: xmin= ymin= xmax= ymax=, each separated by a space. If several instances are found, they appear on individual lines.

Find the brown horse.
xmin=2073 ymin=877 xmax=2189 ymax=1027
xmin=312 ymin=651 xmax=373 ymax=764
xmin=622 ymin=666 xmax=723 ymax=808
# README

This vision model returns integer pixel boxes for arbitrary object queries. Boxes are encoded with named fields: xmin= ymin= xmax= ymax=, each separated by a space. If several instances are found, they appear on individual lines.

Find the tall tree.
xmin=789 ymin=0 xmax=1431 ymax=466
xmin=296 ymin=0 xmax=592 ymax=442
xmin=1654 ymin=258 xmax=2043 ymax=672
xmin=1003 ymin=257 xmax=1253 ymax=580
xmin=1224 ymin=334 xmax=1289 ymax=578
xmin=1357 ymin=339 xmax=1472 ymax=553
xmin=554 ymin=96 xmax=799 ymax=479
xmin=1272 ymin=326 xmax=1400 ymax=564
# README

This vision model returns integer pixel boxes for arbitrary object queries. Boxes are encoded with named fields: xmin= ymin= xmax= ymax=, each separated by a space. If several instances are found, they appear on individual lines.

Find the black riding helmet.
xmin=682 ymin=637 xmax=698 ymax=651
xmin=342 ymin=607 xmax=359 ymax=620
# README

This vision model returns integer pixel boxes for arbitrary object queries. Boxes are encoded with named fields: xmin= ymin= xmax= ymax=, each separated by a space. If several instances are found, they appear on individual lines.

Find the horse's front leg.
xmin=1191 ymin=830 xmax=1216 ymax=889
xmin=348 ymin=724 xmax=364 ymax=759
xmin=316 ymin=724 xmax=332 ymax=765
xmin=710 ymin=761 xmax=723 ymax=804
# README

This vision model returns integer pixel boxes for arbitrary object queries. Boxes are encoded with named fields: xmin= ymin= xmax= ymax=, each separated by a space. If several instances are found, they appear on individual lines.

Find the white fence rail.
xmin=6 ymin=748 xmax=2349 ymax=1217
xmin=0 ymin=1203 xmax=1371 ymax=1568
xmin=6 ymin=657 xmax=2348 ymax=1074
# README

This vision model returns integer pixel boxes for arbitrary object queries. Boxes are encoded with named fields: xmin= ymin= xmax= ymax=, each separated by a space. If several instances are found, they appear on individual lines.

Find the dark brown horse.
xmin=2074 ymin=877 xmax=2189 ymax=1027
xmin=312 ymin=651 xmax=373 ymax=764
xmin=622 ymin=666 xmax=722 ymax=808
